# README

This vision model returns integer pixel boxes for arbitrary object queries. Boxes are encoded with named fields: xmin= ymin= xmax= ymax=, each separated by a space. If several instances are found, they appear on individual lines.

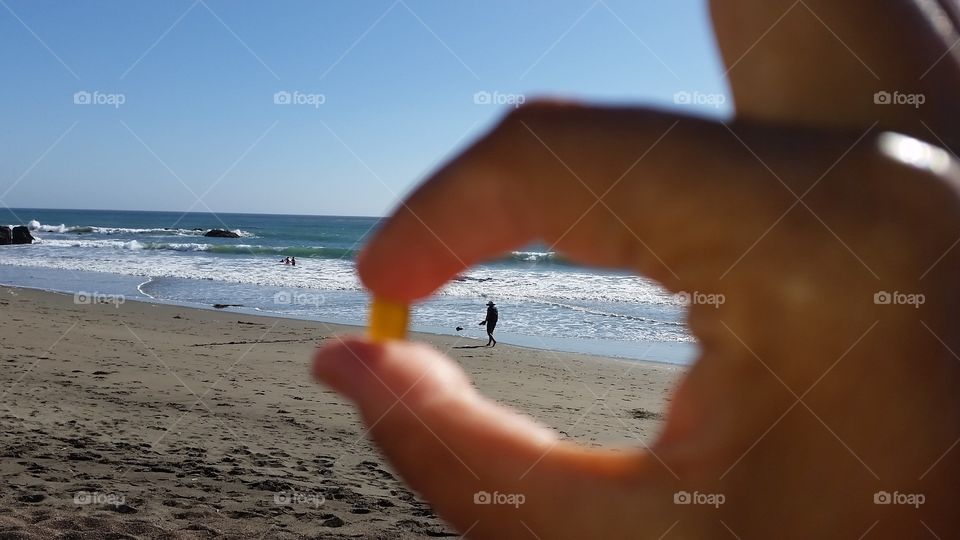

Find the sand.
xmin=0 ymin=285 xmax=682 ymax=539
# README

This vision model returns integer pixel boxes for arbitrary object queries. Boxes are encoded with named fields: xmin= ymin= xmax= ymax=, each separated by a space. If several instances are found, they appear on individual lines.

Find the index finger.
xmin=357 ymin=103 xmax=868 ymax=302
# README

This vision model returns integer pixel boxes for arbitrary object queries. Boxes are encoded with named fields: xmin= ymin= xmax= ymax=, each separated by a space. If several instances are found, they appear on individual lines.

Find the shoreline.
xmin=0 ymin=285 xmax=682 ymax=538
xmin=0 ymin=264 xmax=697 ymax=366
xmin=16 ymin=282 xmax=679 ymax=371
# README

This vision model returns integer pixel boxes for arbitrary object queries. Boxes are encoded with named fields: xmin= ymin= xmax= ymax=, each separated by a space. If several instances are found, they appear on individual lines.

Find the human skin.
xmin=314 ymin=1 xmax=960 ymax=537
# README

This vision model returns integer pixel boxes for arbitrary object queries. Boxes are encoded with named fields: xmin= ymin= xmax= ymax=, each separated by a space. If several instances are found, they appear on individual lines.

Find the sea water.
xmin=0 ymin=208 xmax=696 ymax=364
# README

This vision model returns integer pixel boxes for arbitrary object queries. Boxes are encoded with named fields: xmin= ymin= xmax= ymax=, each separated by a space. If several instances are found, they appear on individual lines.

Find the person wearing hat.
xmin=478 ymin=301 xmax=498 ymax=347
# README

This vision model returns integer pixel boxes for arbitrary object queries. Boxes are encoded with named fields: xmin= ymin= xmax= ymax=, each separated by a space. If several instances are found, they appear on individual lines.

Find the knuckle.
xmin=797 ymin=136 xmax=960 ymax=279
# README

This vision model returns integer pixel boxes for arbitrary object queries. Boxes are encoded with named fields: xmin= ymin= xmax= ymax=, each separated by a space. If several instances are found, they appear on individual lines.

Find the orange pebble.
xmin=368 ymin=298 xmax=409 ymax=342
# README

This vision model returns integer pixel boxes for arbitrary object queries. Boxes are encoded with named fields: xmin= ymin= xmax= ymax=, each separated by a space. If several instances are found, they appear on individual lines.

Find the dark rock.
xmin=109 ymin=503 xmax=138 ymax=514
xmin=628 ymin=408 xmax=664 ymax=421
xmin=321 ymin=515 xmax=345 ymax=528
xmin=0 ymin=226 xmax=10 ymax=245
xmin=212 ymin=304 xmax=243 ymax=309
xmin=11 ymin=226 xmax=33 ymax=244
xmin=204 ymin=229 xmax=240 ymax=238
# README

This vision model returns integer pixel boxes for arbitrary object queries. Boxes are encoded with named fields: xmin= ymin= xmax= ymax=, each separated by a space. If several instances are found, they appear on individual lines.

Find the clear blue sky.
xmin=0 ymin=0 xmax=729 ymax=217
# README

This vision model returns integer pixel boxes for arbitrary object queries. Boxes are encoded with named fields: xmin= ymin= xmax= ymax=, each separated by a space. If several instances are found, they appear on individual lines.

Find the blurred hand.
xmin=315 ymin=1 xmax=960 ymax=537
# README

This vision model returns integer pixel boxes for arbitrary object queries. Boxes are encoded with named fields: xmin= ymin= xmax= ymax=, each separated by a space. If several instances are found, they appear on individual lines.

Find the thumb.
xmin=312 ymin=338 xmax=672 ymax=539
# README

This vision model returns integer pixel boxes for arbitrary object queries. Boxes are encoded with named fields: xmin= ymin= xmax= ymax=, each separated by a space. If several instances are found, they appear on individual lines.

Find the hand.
xmin=315 ymin=1 xmax=960 ymax=537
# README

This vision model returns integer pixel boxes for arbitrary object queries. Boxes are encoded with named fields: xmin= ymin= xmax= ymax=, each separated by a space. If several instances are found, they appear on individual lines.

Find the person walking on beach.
xmin=478 ymin=301 xmax=498 ymax=347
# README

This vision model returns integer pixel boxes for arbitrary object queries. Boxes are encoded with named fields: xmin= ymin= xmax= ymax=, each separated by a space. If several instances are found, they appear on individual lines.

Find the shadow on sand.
xmin=453 ymin=345 xmax=488 ymax=349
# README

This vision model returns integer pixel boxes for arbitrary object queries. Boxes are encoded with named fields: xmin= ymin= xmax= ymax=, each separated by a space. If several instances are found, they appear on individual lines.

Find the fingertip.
xmin=314 ymin=336 xmax=473 ymax=405
xmin=357 ymin=213 xmax=465 ymax=301
xmin=312 ymin=336 xmax=383 ymax=399
xmin=354 ymin=243 xmax=378 ymax=292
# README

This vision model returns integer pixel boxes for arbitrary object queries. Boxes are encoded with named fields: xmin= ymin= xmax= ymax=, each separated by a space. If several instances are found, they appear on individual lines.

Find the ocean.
xmin=0 ymin=208 xmax=696 ymax=364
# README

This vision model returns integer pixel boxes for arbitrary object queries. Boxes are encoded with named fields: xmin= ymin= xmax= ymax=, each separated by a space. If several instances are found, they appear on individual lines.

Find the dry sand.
xmin=0 ymin=285 xmax=682 ymax=539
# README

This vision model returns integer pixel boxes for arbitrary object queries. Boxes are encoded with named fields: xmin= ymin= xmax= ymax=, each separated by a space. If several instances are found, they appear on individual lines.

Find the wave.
xmin=504 ymin=251 xmax=576 ymax=267
xmin=534 ymin=299 xmax=686 ymax=326
xmin=510 ymin=250 xmax=556 ymax=262
xmin=36 ymin=239 xmax=146 ymax=250
xmin=33 ymin=236 xmax=565 ymax=266
xmin=3 ymin=241 xmax=682 ymax=312
xmin=36 ymin=238 xmax=354 ymax=259
xmin=26 ymin=220 xmax=254 ymax=238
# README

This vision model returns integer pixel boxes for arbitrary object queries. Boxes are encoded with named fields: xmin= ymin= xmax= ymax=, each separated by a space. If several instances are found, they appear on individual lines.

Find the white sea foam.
xmin=511 ymin=250 xmax=556 ymax=262
xmin=28 ymin=221 xmax=71 ymax=233
xmin=1 ymin=242 xmax=674 ymax=306
xmin=0 ymin=248 xmax=361 ymax=291
xmin=34 ymin=239 xmax=150 ymax=250
xmin=25 ymin=220 xmax=254 ymax=237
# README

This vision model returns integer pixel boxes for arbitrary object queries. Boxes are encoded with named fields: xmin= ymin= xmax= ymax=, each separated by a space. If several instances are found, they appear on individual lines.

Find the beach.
xmin=0 ymin=286 xmax=682 ymax=539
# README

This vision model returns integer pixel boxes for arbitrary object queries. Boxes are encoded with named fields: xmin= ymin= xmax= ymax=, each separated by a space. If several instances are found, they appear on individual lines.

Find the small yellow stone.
xmin=368 ymin=298 xmax=409 ymax=342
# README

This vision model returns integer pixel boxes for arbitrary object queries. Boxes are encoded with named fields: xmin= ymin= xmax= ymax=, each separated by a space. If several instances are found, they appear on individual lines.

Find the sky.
xmin=0 ymin=0 xmax=730 ymax=217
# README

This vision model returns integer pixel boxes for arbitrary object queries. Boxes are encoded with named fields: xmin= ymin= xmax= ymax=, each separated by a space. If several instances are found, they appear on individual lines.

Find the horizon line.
xmin=1 ymin=206 xmax=387 ymax=220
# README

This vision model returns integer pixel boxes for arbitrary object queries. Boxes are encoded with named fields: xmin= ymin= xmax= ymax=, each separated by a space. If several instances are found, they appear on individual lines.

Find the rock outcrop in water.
xmin=11 ymin=226 xmax=33 ymax=244
xmin=204 ymin=229 xmax=240 ymax=238
xmin=0 ymin=226 xmax=11 ymax=245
